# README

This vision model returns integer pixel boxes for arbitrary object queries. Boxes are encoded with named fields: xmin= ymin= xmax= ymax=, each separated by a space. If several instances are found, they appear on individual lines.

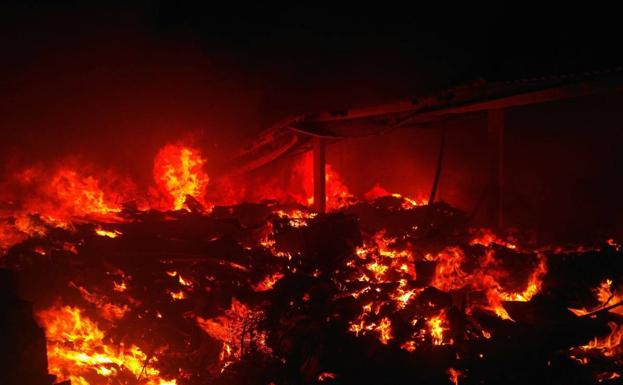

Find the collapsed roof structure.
xmin=229 ymin=68 xmax=623 ymax=222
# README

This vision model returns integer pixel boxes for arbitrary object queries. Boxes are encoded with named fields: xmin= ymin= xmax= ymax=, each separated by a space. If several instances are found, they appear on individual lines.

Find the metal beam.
xmin=313 ymin=137 xmax=326 ymax=213
xmin=227 ymin=71 xmax=623 ymax=178
xmin=487 ymin=109 xmax=505 ymax=228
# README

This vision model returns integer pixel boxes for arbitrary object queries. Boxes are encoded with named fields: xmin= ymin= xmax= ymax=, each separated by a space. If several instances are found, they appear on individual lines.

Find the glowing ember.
xmin=195 ymin=298 xmax=270 ymax=370
xmin=253 ymin=272 xmax=284 ymax=291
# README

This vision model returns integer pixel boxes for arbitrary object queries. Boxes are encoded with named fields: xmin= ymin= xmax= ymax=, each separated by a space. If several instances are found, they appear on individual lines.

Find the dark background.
xmin=1 ymin=2 xmax=622 ymax=242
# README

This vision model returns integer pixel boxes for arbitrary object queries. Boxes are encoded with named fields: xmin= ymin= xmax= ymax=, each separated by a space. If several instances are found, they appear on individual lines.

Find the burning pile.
xmin=1 ymin=144 xmax=623 ymax=385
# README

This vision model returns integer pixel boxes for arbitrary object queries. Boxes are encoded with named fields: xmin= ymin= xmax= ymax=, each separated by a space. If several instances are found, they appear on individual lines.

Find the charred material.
xmin=1 ymin=200 xmax=623 ymax=385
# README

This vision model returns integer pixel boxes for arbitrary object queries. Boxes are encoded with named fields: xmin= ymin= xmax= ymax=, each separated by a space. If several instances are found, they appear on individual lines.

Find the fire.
xmin=569 ymin=278 xmax=623 ymax=367
xmin=431 ymin=247 xmax=468 ymax=292
xmin=428 ymin=311 xmax=449 ymax=346
xmin=430 ymin=244 xmax=547 ymax=321
xmin=178 ymin=274 xmax=193 ymax=287
xmin=168 ymin=289 xmax=186 ymax=300
xmin=499 ymin=255 xmax=547 ymax=302
xmin=36 ymin=168 xmax=123 ymax=221
xmin=253 ymin=272 xmax=284 ymax=291
xmin=153 ymin=144 xmax=209 ymax=210
xmin=569 ymin=278 xmax=623 ymax=317
xmin=4 ymin=140 xmax=618 ymax=384
xmin=37 ymin=305 xmax=175 ymax=385
xmin=364 ymin=184 xmax=428 ymax=207
xmin=447 ymin=367 xmax=462 ymax=385
xmin=318 ymin=372 xmax=337 ymax=381
xmin=581 ymin=322 xmax=623 ymax=357
xmin=295 ymin=152 xmax=353 ymax=210
xmin=0 ymin=166 xmax=128 ymax=248
xmin=345 ymin=226 xmax=550 ymax=348
xmin=195 ymin=298 xmax=270 ymax=369
xmin=470 ymin=228 xmax=517 ymax=249
xmin=376 ymin=317 xmax=393 ymax=344
xmin=72 ymin=284 xmax=129 ymax=321
xmin=0 ymin=161 xmax=138 ymax=252
xmin=95 ymin=227 xmax=122 ymax=238
xmin=113 ymin=281 xmax=127 ymax=292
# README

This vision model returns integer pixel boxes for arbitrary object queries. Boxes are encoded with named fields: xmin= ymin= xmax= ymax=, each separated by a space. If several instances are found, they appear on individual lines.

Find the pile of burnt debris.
xmin=2 ymin=197 xmax=623 ymax=385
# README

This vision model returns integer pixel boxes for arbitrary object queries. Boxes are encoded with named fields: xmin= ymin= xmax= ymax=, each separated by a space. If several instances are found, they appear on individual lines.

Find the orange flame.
xmin=428 ymin=310 xmax=450 ymax=345
xmin=152 ymin=145 xmax=209 ymax=210
xmin=37 ymin=305 xmax=175 ymax=385
xmin=447 ymin=367 xmax=462 ymax=385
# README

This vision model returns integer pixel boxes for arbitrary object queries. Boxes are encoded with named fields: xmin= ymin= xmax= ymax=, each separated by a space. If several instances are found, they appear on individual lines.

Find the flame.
xmin=346 ymin=228 xmax=549 ymax=348
xmin=72 ymin=284 xmax=129 ymax=321
xmin=318 ymin=372 xmax=337 ymax=381
xmin=295 ymin=152 xmax=352 ymax=210
xmin=581 ymin=322 xmax=623 ymax=357
xmin=37 ymin=305 xmax=175 ymax=385
xmin=153 ymin=144 xmax=209 ymax=210
xmin=178 ymin=274 xmax=193 ymax=287
xmin=168 ymin=290 xmax=186 ymax=300
xmin=253 ymin=272 xmax=284 ymax=291
xmin=0 ymin=165 xmax=132 ymax=251
xmin=569 ymin=279 xmax=623 ymax=316
xmin=570 ymin=279 xmax=623 ymax=369
xmin=376 ymin=317 xmax=393 ymax=344
xmin=428 ymin=311 xmax=449 ymax=345
xmin=95 ymin=227 xmax=122 ymax=238
xmin=113 ymin=281 xmax=127 ymax=293
xmin=2 ymin=141 xmax=602 ymax=383
xmin=36 ymin=168 xmax=124 ymax=221
xmin=470 ymin=228 xmax=517 ymax=250
xmin=431 ymin=247 xmax=468 ymax=292
xmin=364 ymin=184 xmax=428 ymax=207
xmin=447 ymin=367 xmax=462 ymax=385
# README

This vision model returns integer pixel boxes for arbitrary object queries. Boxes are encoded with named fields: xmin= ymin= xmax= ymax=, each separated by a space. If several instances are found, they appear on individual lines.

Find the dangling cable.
xmin=428 ymin=127 xmax=447 ymax=205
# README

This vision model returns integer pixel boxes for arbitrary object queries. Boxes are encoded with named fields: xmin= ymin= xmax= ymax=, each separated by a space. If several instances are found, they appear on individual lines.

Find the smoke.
xmin=0 ymin=3 xmax=264 ymax=184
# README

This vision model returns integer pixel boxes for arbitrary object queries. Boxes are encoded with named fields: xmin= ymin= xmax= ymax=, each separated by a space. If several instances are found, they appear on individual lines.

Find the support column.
xmin=313 ymin=137 xmax=326 ymax=213
xmin=487 ymin=109 xmax=504 ymax=228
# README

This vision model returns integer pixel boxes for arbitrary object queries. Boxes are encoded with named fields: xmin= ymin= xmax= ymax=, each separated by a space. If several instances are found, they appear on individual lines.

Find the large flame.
xmin=38 ymin=305 xmax=176 ymax=385
xmin=152 ymin=144 xmax=209 ymax=210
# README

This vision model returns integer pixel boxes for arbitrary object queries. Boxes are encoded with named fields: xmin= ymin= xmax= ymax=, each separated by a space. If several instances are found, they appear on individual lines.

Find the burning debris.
xmin=1 ymin=144 xmax=623 ymax=385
